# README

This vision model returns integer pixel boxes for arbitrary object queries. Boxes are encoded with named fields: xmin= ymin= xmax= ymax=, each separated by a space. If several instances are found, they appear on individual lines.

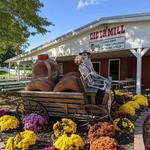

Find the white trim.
xmin=130 ymin=48 xmax=150 ymax=94
xmin=108 ymin=59 xmax=120 ymax=80
xmin=5 ymin=13 xmax=150 ymax=63
xmin=92 ymin=61 xmax=101 ymax=74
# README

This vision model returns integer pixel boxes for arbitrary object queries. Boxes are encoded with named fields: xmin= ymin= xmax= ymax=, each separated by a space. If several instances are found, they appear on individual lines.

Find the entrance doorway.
xmin=109 ymin=59 xmax=120 ymax=80
xmin=92 ymin=62 xmax=101 ymax=74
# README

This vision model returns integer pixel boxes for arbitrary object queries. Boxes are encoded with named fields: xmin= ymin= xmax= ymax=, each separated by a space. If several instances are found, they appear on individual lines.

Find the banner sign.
xmin=89 ymin=25 xmax=125 ymax=51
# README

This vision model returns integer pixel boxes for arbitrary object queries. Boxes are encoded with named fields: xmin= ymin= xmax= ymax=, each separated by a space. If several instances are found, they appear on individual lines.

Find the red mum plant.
xmin=88 ymin=122 xmax=115 ymax=142
xmin=90 ymin=136 xmax=117 ymax=150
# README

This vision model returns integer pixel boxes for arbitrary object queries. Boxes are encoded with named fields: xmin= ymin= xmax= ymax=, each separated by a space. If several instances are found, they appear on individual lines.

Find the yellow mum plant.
xmin=133 ymin=94 xmax=149 ymax=107
xmin=126 ymin=101 xmax=140 ymax=110
xmin=0 ymin=115 xmax=20 ymax=132
xmin=114 ymin=90 xmax=133 ymax=97
xmin=6 ymin=130 xmax=37 ymax=150
xmin=113 ymin=117 xmax=134 ymax=133
xmin=119 ymin=104 xmax=135 ymax=116
xmin=114 ymin=90 xmax=127 ymax=96
xmin=53 ymin=118 xmax=77 ymax=138
xmin=54 ymin=134 xmax=85 ymax=150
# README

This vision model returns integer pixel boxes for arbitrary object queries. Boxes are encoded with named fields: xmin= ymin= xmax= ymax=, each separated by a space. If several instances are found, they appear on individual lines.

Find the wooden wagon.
xmin=16 ymin=53 xmax=113 ymax=122
xmin=17 ymin=86 xmax=112 ymax=122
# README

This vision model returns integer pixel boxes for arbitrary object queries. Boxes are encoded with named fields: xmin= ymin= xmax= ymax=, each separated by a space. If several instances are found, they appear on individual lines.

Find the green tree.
xmin=0 ymin=48 xmax=21 ymax=66
xmin=0 ymin=0 xmax=53 ymax=52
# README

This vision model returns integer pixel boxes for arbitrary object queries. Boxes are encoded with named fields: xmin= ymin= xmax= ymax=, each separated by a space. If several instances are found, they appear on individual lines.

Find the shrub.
xmin=23 ymin=113 xmax=48 ymax=132
xmin=133 ymin=94 xmax=149 ymax=107
xmin=54 ymin=134 xmax=85 ymax=150
xmin=43 ymin=146 xmax=58 ymax=150
xmin=0 ymin=115 xmax=20 ymax=132
xmin=119 ymin=104 xmax=135 ymax=116
xmin=53 ymin=118 xmax=77 ymax=138
xmin=113 ymin=117 xmax=134 ymax=133
xmin=125 ymin=101 xmax=140 ymax=109
xmin=0 ymin=109 xmax=10 ymax=117
xmin=90 ymin=136 xmax=117 ymax=150
xmin=88 ymin=122 xmax=115 ymax=142
xmin=6 ymin=130 xmax=37 ymax=150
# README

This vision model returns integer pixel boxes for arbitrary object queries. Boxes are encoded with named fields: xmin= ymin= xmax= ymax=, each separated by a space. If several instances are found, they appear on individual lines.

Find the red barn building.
xmin=6 ymin=13 xmax=150 ymax=94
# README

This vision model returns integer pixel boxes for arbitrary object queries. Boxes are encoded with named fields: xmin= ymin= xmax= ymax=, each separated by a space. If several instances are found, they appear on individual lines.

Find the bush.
xmin=113 ymin=117 xmax=134 ymax=133
xmin=53 ymin=118 xmax=77 ymax=138
xmin=0 ymin=109 xmax=11 ymax=117
xmin=54 ymin=134 xmax=85 ymax=150
xmin=133 ymin=94 xmax=149 ymax=107
xmin=6 ymin=130 xmax=37 ymax=150
xmin=23 ymin=113 xmax=48 ymax=132
xmin=90 ymin=136 xmax=117 ymax=150
xmin=88 ymin=122 xmax=115 ymax=142
xmin=0 ymin=115 xmax=20 ymax=132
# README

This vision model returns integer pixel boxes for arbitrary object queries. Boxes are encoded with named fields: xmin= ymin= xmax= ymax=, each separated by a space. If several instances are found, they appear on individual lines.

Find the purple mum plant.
xmin=43 ymin=146 xmax=57 ymax=150
xmin=0 ymin=109 xmax=10 ymax=117
xmin=23 ymin=113 xmax=48 ymax=132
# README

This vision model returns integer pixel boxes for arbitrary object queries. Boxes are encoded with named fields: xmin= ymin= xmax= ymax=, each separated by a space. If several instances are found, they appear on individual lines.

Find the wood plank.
xmin=22 ymin=97 xmax=85 ymax=104
xmin=19 ymin=91 xmax=84 ymax=99
xmin=24 ymin=105 xmax=65 ymax=113
xmin=40 ymin=102 xmax=84 ymax=109
xmin=44 ymin=107 xmax=65 ymax=113
xmin=48 ymin=110 xmax=86 ymax=117
xmin=24 ymin=104 xmax=85 ymax=114
xmin=0 ymin=81 xmax=29 ymax=86
xmin=48 ymin=112 xmax=89 ymax=119
xmin=1 ymin=87 xmax=24 ymax=91
xmin=64 ymin=104 xmax=68 ymax=114
xmin=46 ymin=108 xmax=85 ymax=114
xmin=48 ymin=112 xmax=108 ymax=121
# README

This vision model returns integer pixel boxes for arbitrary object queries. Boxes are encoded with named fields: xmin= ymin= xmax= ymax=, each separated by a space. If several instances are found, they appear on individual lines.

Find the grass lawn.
xmin=0 ymin=71 xmax=17 ymax=78
xmin=0 ymin=70 xmax=31 ymax=80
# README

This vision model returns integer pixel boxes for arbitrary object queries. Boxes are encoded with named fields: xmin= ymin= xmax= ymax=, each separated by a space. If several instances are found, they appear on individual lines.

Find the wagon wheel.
xmin=16 ymin=99 xmax=49 ymax=122
xmin=111 ymin=89 xmax=116 ymax=105
xmin=83 ymin=104 xmax=111 ymax=121
xmin=84 ymin=104 xmax=107 ymax=115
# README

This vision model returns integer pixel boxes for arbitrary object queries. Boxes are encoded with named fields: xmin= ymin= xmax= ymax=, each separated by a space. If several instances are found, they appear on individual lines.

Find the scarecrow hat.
xmin=79 ymin=50 xmax=91 ymax=55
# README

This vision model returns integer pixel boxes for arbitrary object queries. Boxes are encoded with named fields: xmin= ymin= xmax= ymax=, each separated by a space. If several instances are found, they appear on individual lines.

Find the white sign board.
xmin=89 ymin=25 xmax=126 ymax=52
xmin=90 ymin=36 xmax=125 ymax=52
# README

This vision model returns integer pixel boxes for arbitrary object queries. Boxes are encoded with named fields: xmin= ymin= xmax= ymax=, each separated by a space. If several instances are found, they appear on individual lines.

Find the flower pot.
xmin=115 ymin=131 xmax=133 ymax=145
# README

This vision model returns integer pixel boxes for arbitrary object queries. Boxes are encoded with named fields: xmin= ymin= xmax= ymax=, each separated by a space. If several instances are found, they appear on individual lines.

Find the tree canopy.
xmin=0 ymin=0 xmax=53 ymax=53
xmin=0 ymin=48 xmax=20 ymax=66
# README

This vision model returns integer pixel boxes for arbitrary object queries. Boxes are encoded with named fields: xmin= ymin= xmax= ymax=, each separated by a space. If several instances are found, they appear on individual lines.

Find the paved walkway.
xmin=0 ymin=141 xmax=5 ymax=150
xmin=134 ymin=109 xmax=150 ymax=150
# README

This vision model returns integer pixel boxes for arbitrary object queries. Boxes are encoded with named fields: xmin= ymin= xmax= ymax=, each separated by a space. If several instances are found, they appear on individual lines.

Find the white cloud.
xmin=77 ymin=0 xmax=107 ymax=9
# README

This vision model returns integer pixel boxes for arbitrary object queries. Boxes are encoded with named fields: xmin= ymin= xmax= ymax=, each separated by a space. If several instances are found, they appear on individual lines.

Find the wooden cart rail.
xmin=17 ymin=90 xmax=112 ymax=122
xmin=18 ymin=91 xmax=87 ymax=117
xmin=0 ymin=81 xmax=29 ymax=91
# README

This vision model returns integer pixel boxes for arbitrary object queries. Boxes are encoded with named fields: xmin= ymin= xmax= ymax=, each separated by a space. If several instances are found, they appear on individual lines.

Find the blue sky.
xmin=26 ymin=0 xmax=150 ymax=51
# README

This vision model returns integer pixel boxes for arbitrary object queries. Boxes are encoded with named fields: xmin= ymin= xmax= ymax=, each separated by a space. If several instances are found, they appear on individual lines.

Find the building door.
xmin=109 ymin=59 xmax=120 ymax=80
xmin=92 ymin=62 xmax=101 ymax=74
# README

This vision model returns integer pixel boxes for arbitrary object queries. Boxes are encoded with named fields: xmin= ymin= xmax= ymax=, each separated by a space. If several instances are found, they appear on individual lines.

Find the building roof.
xmin=5 ymin=12 xmax=150 ymax=63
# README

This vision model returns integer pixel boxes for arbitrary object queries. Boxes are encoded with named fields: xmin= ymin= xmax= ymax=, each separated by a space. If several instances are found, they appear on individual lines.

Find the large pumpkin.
xmin=53 ymin=72 xmax=81 ymax=92
xmin=25 ymin=78 xmax=54 ymax=91
xmin=32 ymin=54 xmax=59 ymax=83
